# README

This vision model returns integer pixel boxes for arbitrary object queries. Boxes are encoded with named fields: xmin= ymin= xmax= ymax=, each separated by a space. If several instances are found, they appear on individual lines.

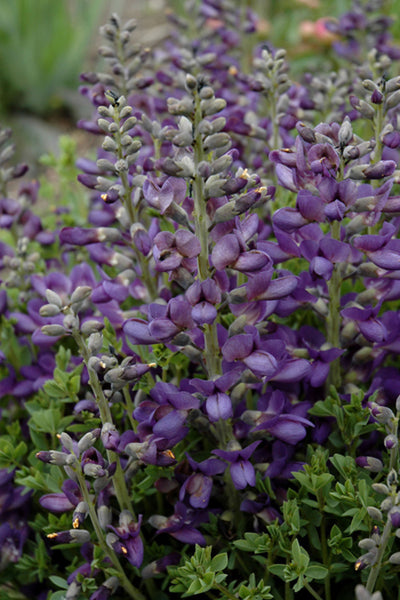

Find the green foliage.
xmin=170 ymin=545 xmax=229 ymax=597
xmin=39 ymin=135 xmax=89 ymax=227
xmin=170 ymin=546 xmax=273 ymax=600
xmin=0 ymin=0 xmax=104 ymax=115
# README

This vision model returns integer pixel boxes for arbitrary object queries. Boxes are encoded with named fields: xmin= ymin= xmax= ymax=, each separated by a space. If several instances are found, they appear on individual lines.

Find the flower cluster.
xmin=2 ymin=1 xmax=400 ymax=599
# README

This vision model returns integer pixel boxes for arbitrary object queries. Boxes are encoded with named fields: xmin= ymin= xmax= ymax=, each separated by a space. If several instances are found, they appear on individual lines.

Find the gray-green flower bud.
xmin=78 ymin=429 xmax=101 ymax=454
xmin=71 ymin=286 xmax=92 ymax=305
xmin=372 ymin=483 xmax=389 ymax=495
xmin=203 ymin=133 xmax=231 ymax=151
xmin=45 ymin=289 xmax=63 ymax=307
xmin=389 ymin=552 xmax=400 ymax=564
xmin=120 ymin=116 xmax=137 ymax=133
xmin=386 ymin=89 xmax=400 ymax=110
xmin=41 ymin=324 xmax=66 ymax=337
xmin=98 ymin=505 xmax=112 ymax=529
xmin=39 ymin=303 xmax=61 ymax=317
xmin=366 ymin=507 xmax=383 ymax=521
xmin=87 ymin=332 xmax=103 ymax=355
xmin=59 ymin=432 xmax=75 ymax=453
xmin=63 ymin=314 xmax=79 ymax=330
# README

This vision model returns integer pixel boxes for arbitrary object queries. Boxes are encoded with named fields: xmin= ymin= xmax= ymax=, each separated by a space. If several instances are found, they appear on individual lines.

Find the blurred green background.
xmin=0 ymin=0 xmax=361 ymax=118
xmin=1 ymin=0 xmax=399 ymax=166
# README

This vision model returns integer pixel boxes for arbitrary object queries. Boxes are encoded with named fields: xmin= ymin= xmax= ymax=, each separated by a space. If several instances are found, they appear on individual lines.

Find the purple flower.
xmin=179 ymin=455 xmax=225 ymax=508
xmin=152 ymin=230 xmax=200 ymax=273
xmin=242 ymin=390 xmax=313 ymax=444
xmin=341 ymin=303 xmax=387 ymax=343
xmin=148 ymin=501 xmax=206 ymax=545
xmin=143 ymin=176 xmax=187 ymax=215
xmin=107 ymin=512 xmax=143 ymax=567
xmin=213 ymin=441 xmax=261 ymax=490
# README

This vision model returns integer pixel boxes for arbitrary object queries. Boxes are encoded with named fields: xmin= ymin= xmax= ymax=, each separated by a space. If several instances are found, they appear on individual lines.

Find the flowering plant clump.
xmin=3 ymin=1 xmax=400 ymax=599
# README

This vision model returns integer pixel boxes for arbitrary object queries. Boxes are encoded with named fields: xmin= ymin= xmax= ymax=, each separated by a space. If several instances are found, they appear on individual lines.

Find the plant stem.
xmin=192 ymin=87 xmax=222 ymax=380
xmin=213 ymin=581 xmax=240 ymax=600
xmin=113 ymin=109 xmax=158 ymax=301
xmin=326 ymin=219 xmax=342 ymax=390
xmin=123 ymin=385 xmax=137 ymax=430
xmin=316 ymin=489 xmax=331 ymax=600
xmin=72 ymin=330 xmax=135 ymax=516
xmin=303 ymin=580 xmax=324 ymax=600
xmin=366 ymin=516 xmax=392 ymax=593
xmin=75 ymin=468 xmax=145 ymax=600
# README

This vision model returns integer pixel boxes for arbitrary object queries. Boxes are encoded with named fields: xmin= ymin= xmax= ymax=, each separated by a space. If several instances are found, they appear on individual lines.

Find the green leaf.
xmin=348 ymin=507 xmax=368 ymax=533
xmin=49 ymin=593 xmax=68 ymax=600
xmin=210 ymin=552 xmax=228 ymax=572
xmin=268 ymin=564 xmax=286 ymax=579
xmin=313 ymin=473 xmax=334 ymax=490
xmin=293 ymin=574 xmax=305 ymax=593
xmin=43 ymin=380 xmax=67 ymax=399
xmin=49 ymin=575 xmax=68 ymax=589
xmin=292 ymin=471 xmax=314 ymax=492
xmin=305 ymin=564 xmax=329 ymax=579
xmin=291 ymin=539 xmax=303 ymax=565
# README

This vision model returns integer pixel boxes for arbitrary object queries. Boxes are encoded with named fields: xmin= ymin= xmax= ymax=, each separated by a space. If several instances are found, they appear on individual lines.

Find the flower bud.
xmin=73 ymin=501 xmax=89 ymax=527
xmin=389 ymin=552 xmax=400 ymax=564
xmin=81 ymin=320 xmax=105 ymax=336
xmin=97 ymin=158 xmax=116 ymax=172
xmin=372 ymin=483 xmax=389 ymax=495
xmin=83 ymin=463 xmax=106 ymax=478
xmin=201 ymin=98 xmax=227 ymax=116
xmin=389 ymin=508 xmax=400 ymax=528
xmin=185 ymin=74 xmax=197 ymax=89
xmin=366 ymin=507 xmax=383 ymax=521
xmin=339 ymin=117 xmax=353 ymax=146
xmin=47 ymin=529 xmax=91 ymax=544
xmin=203 ymin=133 xmax=231 ymax=152
xmin=98 ymin=118 xmax=112 ymax=132
xmin=41 ymin=324 xmax=66 ymax=337
xmin=380 ymin=497 xmax=394 ymax=512
xmin=45 ymin=289 xmax=63 ymax=307
xmin=63 ymin=314 xmax=79 ymax=330
xmin=78 ymin=429 xmax=101 ymax=454
xmin=385 ymin=90 xmax=400 ymax=110
xmin=65 ymin=581 xmax=81 ymax=600
xmin=387 ymin=469 xmax=398 ymax=487
xmin=167 ymin=97 xmax=194 ymax=116
xmin=98 ymin=505 xmax=112 ymax=529
xmin=384 ymin=434 xmax=398 ymax=450
xmin=120 ymin=116 xmax=137 ymax=133
xmin=370 ymin=403 xmax=395 ymax=424
xmin=87 ymin=332 xmax=104 ymax=354
xmin=358 ymin=538 xmax=376 ymax=550
xmin=59 ymin=432 xmax=75 ymax=453
xmin=36 ymin=450 xmax=76 ymax=466
xmin=39 ymin=303 xmax=61 ymax=317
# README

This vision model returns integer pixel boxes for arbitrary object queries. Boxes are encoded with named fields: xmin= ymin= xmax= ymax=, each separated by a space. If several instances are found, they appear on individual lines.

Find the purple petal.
xmin=222 ymin=334 xmax=254 ymax=361
xmin=211 ymin=234 xmax=240 ymax=270
xmin=39 ymin=493 xmax=75 ymax=513
xmin=243 ymin=351 xmax=278 ymax=378
xmin=205 ymin=393 xmax=233 ymax=422
xmin=170 ymin=527 xmax=206 ymax=545
xmin=153 ymin=410 xmax=186 ymax=438
xmin=123 ymin=319 xmax=157 ymax=345
xmin=192 ymin=301 xmax=217 ymax=325
xmin=230 ymin=460 xmax=255 ymax=489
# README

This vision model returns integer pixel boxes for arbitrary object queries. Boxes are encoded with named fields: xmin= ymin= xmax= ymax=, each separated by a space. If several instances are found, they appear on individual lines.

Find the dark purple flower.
xmin=107 ymin=511 xmax=143 ymax=567
xmin=179 ymin=455 xmax=225 ymax=508
xmin=149 ymin=501 xmax=206 ymax=545
xmin=213 ymin=441 xmax=261 ymax=490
